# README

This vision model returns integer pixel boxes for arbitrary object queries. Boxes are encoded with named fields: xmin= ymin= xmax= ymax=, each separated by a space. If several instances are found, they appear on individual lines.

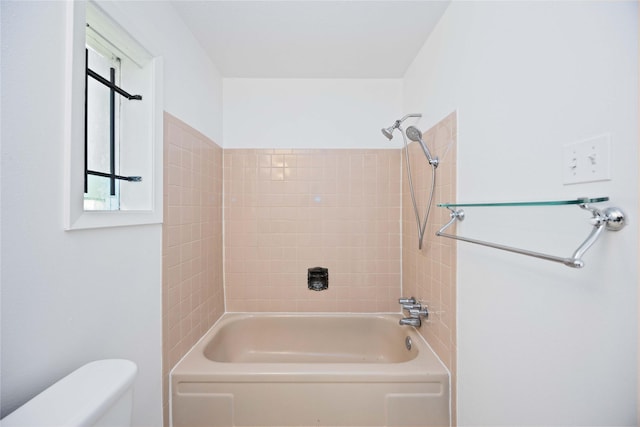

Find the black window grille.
xmin=84 ymin=48 xmax=142 ymax=197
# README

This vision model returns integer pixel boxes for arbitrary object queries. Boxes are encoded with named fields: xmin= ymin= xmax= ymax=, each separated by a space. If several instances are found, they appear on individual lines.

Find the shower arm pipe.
xmin=399 ymin=113 xmax=422 ymax=122
xmin=436 ymin=200 xmax=625 ymax=268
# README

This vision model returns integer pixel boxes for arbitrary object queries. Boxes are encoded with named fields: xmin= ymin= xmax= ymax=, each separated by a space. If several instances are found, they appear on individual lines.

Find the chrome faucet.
xmin=398 ymin=297 xmax=429 ymax=327
xmin=399 ymin=317 xmax=422 ymax=327
xmin=398 ymin=297 xmax=416 ymax=305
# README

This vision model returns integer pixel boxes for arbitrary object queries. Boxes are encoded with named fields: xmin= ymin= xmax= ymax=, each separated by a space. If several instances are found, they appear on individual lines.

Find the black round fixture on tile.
xmin=307 ymin=267 xmax=328 ymax=291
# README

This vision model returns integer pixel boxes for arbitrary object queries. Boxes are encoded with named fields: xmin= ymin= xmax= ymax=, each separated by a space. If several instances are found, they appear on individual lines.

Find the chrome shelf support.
xmin=436 ymin=199 xmax=625 ymax=268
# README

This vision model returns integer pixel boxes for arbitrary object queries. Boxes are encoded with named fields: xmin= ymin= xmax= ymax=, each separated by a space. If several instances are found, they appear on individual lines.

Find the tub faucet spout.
xmin=399 ymin=317 xmax=421 ymax=327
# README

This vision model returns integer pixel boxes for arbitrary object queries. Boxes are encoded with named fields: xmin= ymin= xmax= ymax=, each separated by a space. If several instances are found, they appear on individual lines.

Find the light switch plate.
xmin=562 ymin=134 xmax=611 ymax=185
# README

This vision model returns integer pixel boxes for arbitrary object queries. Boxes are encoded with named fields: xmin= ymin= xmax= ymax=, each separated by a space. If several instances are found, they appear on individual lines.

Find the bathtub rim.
xmin=170 ymin=312 xmax=450 ymax=384
xmin=203 ymin=313 xmax=420 ymax=365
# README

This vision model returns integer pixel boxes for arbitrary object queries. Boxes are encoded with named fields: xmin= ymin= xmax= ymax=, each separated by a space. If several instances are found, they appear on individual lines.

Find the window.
xmin=64 ymin=1 xmax=163 ymax=229
xmin=84 ymin=39 xmax=142 ymax=210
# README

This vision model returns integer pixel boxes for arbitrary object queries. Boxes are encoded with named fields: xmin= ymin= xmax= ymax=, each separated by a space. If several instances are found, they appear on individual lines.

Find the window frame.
xmin=63 ymin=0 xmax=163 ymax=230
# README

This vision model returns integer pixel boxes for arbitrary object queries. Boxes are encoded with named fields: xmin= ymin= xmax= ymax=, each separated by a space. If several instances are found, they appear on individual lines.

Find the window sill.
xmin=65 ymin=210 xmax=162 ymax=231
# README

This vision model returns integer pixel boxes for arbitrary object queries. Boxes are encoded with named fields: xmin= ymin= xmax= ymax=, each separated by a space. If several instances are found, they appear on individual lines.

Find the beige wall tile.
xmin=162 ymin=113 xmax=224 ymax=426
xmin=401 ymin=112 xmax=457 ymax=421
xmin=224 ymin=149 xmax=402 ymax=313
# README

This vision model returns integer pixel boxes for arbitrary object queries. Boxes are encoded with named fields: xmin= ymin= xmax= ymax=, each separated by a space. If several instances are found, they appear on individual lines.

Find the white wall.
xmin=223 ymin=79 xmax=403 ymax=149
xmin=404 ymin=1 xmax=638 ymax=425
xmin=0 ymin=1 xmax=222 ymax=426
xmin=98 ymin=1 xmax=223 ymax=144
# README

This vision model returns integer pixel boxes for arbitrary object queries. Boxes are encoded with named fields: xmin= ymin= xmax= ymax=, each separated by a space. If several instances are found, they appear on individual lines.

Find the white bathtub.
xmin=171 ymin=313 xmax=450 ymax=427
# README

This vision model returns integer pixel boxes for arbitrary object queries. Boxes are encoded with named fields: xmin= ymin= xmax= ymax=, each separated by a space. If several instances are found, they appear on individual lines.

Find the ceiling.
xmin=171 ymin=1 xmax=451 ymax=79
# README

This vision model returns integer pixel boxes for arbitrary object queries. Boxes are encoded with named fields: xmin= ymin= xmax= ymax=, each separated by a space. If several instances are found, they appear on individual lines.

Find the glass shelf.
xmin=437 ymin=196 xmax=609 ymax=208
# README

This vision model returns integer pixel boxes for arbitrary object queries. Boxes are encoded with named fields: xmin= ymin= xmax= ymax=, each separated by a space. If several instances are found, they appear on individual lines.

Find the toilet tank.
xmin=1 ymin=359 xmax=137 ymax=427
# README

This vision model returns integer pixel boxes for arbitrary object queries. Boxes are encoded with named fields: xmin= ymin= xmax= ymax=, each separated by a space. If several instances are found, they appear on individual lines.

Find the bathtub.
xmin=171 ymin=313 xmax=450 ymax=427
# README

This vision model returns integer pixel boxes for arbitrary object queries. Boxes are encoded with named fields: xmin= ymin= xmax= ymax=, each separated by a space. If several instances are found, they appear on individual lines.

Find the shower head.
xmin=381 ymin=122 xmax=400 ymax=140
xmin=381 ymin=113 xmax=422 ymax=140
xmin=406 ymin=126 xmax=439 ymax=167
xmin=405 ymin=126 xmax=423 ymax=142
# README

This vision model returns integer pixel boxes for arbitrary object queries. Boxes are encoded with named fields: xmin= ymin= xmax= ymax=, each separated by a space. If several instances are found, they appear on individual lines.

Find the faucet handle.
xmin=402 ymin=303 xmax=421 ymax=311
xmin=398 ymin=297 xmax=416 ymax=305
xmin=409 ymin=306 xmax=429 ymax=319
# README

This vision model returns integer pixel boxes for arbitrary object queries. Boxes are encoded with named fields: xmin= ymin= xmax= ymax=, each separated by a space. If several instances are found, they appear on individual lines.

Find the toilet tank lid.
xmin=1 ymin=359 xmax=137 ymax=427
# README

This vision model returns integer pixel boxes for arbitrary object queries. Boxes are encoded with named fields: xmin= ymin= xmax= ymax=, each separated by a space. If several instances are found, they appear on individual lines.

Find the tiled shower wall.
xmin=162 ymin=113 xmax=225 ymax=425
xmin=402 ymin=112 xmax=457 ymax=422
xmin=223 ymin=149 xmax=401 ymax=312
